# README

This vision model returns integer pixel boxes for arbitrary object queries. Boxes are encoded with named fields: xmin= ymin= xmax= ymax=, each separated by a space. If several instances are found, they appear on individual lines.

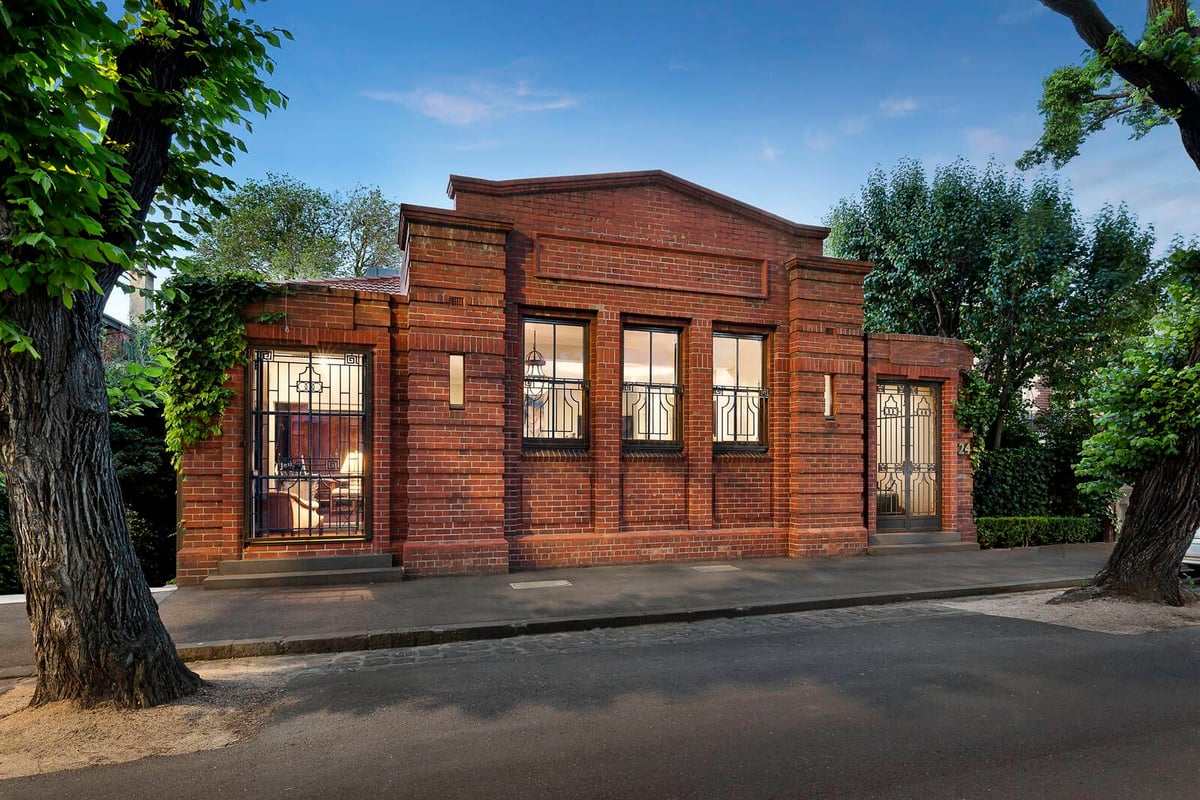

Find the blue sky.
xmin=109 ymin=1 xmax=1200 ymax=317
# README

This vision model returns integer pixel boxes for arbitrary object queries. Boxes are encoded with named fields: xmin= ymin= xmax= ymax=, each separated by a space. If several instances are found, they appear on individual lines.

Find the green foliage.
xmin=0 ymin=476 xmax=17 ymax=594
xmin=973 ymin=447 xmax=1052 ymax=518
xmin=954 ymin=370 xmax=999 ymax=448
xmin=151 ymin=273 xmax=279 ymax=466
xmin=111 ymin=409 xmax=177 ymax=585
xmin=1077 ymin=250 xmax=1200 ymax=495
xmin=1021 ymin=4 xmax=1200 ymax=170
xmin=976 ymin=517 xmax=1102 ymax=549
xmin=0 ymin=1 xmax=289 ymax=352
xmin=828 ymin=158 xmax=1158 ymax=448
xmin=182 ymin=174 xmax=401 ymax=280
xmin=104 ymin=324 xmax=169 ymax=416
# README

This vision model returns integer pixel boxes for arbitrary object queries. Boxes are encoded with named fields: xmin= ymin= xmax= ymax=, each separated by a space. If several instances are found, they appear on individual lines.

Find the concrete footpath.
xmin=0 ymin=543 xmax=1113 ymax=678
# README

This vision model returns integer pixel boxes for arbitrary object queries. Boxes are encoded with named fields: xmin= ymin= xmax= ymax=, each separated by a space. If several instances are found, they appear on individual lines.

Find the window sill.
xmin=714 ymin=445 xmax=769 ymax=457
xmin=622 ymin=443 xmax=684 ymax=458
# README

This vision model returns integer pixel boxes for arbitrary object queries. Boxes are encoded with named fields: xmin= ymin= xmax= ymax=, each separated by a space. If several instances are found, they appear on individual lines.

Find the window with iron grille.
xmin=523 ymin=319 xmax=588 ymax=444
xmin=713 ymin=333 xmax=767 ymax=446
xmin=248 ymin=348 xmax=369 ymax=539
xmin=622 ymin=327 xmax=681 ymax=445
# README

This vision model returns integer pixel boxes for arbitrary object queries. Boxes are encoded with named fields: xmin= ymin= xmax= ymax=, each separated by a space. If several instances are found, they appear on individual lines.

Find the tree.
xmin=1025 ymin=1 xmax=1200 ymax=604
xmin=826 ymin=158 xmax=1158 ymax=449
xmin=1019 ymin=1 xmax=1200 ymax=172
xmin=183 ymin=174 xmax=401 ymax=280
xmin=0 ymin=2 xmax=286 ymax=707
xmin=1074 ymin=251 xmax=1200 ymax=604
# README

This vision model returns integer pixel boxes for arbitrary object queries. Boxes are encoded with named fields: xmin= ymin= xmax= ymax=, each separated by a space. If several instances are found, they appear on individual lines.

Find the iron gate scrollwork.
xmin=876 ymin=381 xmax=939 ymax=531
xmin=249 ymin=348 xmax=369 ymax=539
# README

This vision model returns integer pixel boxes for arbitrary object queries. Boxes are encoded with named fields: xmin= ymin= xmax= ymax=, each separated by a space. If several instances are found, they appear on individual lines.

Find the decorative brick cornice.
xmin=399 ymin=204 xmax=514 ymax=244
xmin=447 ymin=170 xmax=829 ymax=239
xmin=784 ymin=254 xmax=874 ymax=277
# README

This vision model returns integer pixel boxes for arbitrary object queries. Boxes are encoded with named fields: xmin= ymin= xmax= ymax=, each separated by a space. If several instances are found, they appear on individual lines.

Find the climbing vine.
xmin=150 ymin=273 xmax=281 ymax=466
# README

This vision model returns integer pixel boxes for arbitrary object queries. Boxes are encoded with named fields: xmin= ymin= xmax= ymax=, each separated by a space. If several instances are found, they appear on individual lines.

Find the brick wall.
xmin=867 ymin=333 xmax=976 ymax=540
xmin=177 ymin=171 xmax=977 ymax=582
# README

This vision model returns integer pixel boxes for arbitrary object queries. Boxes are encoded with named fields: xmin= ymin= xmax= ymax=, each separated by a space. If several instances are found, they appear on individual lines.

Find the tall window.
xmin=622 ymin=327 xmax=680 ymax=444
xmin=713 ymin=333 xmax=766 ymax=445
xmin=523 ymin=319 xmax=587 ymax=443
xmin=249 ymin=349 xmax=368 ymax=539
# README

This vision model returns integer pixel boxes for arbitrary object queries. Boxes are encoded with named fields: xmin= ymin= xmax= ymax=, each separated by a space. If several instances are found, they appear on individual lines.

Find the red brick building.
xmin=176 ymin=171 xmax=975 ymax=585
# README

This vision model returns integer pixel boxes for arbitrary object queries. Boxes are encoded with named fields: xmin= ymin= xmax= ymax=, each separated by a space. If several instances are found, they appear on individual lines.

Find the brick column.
xmin=685 ymin=318 xmax=714 ymax=530
xmin=786 ymin=255 xmax=873 ymax=557
xmin=591 ymin=309 xmax=622 ymax=536
xmin=399 ymin=206 xmax=514 ymax=575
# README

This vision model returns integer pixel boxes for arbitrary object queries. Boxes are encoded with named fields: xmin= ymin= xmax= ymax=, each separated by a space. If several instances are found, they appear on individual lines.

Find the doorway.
xmin=876 ymin=381 xmax=940 ymax=531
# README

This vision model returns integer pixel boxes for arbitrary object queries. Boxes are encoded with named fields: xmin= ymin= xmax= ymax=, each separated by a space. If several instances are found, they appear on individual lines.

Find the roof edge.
xmin=398 ymin=203 xmax=514 ymax=245
xmin=447 ymin=170 xmax=829 ymax=239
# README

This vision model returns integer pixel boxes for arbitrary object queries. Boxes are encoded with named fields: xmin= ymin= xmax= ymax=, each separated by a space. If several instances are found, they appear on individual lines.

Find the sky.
xmin=108 ymin=0 xmax=1200 ymax=320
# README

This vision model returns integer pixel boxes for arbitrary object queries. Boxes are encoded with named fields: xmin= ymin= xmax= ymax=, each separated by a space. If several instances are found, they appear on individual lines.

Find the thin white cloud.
xmin=879 ymin=96 xmax=918 ymax=117
xmin=841 ymin=116 xmax=868 ymax=136
xmin=761 ymin=140 xmax=781 ymax=162
xmin=997 ymin=3 xmax=1046 ymax=24
xmin=966 ymin=127 xmax=1009 ymax=153
xmin=363 ymin=77 xmax=578 ymax=125
xmin=803 ymin=131 xmax=834 ymax=153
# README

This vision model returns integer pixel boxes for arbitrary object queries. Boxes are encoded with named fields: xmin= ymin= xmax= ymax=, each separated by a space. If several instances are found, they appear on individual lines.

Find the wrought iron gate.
xmin=876 ymin=381 xmax=940 ymax=531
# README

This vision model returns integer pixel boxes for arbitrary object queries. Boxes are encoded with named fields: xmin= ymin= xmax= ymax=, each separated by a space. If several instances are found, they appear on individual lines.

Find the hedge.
xmin=976 ymin=516 xmax=1102 ymax=549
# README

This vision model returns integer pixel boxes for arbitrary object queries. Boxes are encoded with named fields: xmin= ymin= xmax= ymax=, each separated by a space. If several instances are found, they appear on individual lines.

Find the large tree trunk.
xmin=1090 ymin=429 xmax=1200 ymax=605
xmin=0 ymin=290 xmax=199 ymax=707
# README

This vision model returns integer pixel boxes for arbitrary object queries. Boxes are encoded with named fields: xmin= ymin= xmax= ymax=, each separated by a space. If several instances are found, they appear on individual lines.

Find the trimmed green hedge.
xmin=976 ymin=516 xmax=1101 ymax=549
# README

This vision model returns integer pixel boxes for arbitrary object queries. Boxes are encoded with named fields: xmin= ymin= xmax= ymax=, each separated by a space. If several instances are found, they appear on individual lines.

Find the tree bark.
xmin=1090 ymin=429 xmax=1200 ymax=605
xmin=0 ymin=290 xmax=200 ymax=707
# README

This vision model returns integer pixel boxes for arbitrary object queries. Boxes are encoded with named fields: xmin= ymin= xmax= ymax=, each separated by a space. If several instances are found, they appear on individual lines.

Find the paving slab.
xmin=0 ymin=543 xmax=1113 ymax=675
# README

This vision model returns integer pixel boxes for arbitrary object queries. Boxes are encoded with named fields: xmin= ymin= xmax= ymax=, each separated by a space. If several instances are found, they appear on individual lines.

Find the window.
xmin=713 ymin=333 xmax=766 ymax=446
xmin=449 ymin=354 xmax=465 ymax=409
xmin=249 ymin=349 xmax=368 ymax=539
xmin=622 ymin=327 xmax=680 ymax=444
xmin=523 ymin=319 xmax=587 ymax=443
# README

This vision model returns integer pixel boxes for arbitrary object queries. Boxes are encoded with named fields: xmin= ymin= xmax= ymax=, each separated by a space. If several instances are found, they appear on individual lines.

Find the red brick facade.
xmin=176 ymin=171 xmax=975 ymax=584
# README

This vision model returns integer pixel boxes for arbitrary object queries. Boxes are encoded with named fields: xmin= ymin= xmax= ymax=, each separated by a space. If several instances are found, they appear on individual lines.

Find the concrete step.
xmin=203 ymin=566 xmax=405 ymax=590
xmin=868 ymin=531 xmax=965 ymax=547
xmin=216 ymin=554 xmax=392 ymax=576
xmin=868 ymin=541 xmax=980 ymax=556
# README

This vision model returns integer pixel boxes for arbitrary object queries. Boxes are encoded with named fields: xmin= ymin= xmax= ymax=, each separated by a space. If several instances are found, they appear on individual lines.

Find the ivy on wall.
xmin=150 ymin=273 xmax=281 ymax=466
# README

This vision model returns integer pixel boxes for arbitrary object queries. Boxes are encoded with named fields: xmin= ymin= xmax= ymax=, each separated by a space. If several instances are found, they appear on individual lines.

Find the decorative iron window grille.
xmin=248 ymin=348 xmax=369 ymax=539
xmin=523 ymin=319 xmax=588 ymax=443
xmin=622 ymin=327 xmax=681 ymax=444
xmin=713 ymin=333 xmax=767 ymax=446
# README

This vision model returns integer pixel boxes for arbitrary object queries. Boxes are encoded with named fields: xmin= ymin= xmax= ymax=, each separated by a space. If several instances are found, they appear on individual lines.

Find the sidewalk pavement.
xmin=0 ymin=543 xmax=1114 ymax=678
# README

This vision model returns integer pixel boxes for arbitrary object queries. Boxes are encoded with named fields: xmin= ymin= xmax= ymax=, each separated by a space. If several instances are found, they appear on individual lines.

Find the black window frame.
xmin=521 ymin=317 xmax=590 ymax=449
xmin=712 ymin=332 xmax=768 ymax=451
xmin=621 ymin=325 xmax=683 ymax=450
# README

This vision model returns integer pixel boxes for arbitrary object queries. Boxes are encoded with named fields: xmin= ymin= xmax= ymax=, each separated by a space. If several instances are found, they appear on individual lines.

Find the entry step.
xmin=203 ymin=554 xmax=402 ymax=589
xmin=868 ymin=531 xmax=979 ymax=555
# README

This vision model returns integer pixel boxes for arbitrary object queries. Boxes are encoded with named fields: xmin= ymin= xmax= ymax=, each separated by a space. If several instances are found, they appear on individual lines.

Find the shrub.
xmin=976 ymin=516 xmax=1102 ymax=549
xmin=973 ymin=447 xmax=1051 ymax=518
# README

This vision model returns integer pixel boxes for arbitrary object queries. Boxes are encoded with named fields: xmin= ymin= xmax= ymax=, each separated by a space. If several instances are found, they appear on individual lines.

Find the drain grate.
xmin=691 ymin=564 xmax=742 ymax=573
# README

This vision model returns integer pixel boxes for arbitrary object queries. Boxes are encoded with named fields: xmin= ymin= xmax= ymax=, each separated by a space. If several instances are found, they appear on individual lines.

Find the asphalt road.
xmin=4 ymin=601 xmax=1200 ymax=799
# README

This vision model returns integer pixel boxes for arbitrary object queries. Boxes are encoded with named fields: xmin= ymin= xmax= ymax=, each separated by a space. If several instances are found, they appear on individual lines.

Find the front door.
xmin=876 ymin=381 xmax=940 ymax=531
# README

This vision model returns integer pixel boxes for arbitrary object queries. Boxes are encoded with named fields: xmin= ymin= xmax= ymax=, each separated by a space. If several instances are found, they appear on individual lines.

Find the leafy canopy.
xmin=1077 ymin=249 xmax=1200 ymax=494
xmin=827 ymin=158 xmax=1159 ymax=448
xmin=182 ymin=173 xmax=402 ymax=280
xmin=1021 ymin=1 xmax=1200 ymax=171
xmin=0 ymin=1 xmax=290 ymax=354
